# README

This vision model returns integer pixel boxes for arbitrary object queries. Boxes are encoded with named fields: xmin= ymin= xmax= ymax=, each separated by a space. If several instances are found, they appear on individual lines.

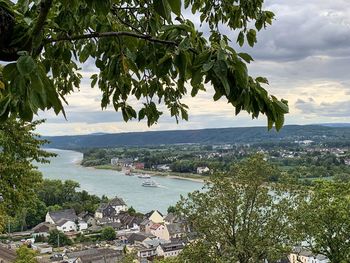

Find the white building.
xmin=289 ymin=249 xmax=329 ymax=263
xmin=156 ymin=242 xmax=184 ymax=258
xmin=197 ymin=166 xmax=210 ymax=174
xmin=45 ymin=209 xmax=87 ymax=232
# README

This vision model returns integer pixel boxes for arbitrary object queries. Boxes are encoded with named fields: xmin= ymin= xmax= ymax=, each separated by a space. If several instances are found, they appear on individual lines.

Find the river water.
xmin=36 ymin=149 xmax=203 ymax=214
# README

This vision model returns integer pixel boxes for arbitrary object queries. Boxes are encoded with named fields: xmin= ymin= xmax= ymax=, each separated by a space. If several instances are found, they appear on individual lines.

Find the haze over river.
xmin=37 ymin=149 xmax=203 ymax=214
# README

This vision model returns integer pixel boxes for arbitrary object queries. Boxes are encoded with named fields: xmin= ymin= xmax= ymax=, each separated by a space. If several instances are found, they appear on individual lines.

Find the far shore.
xmin=81 ymin=164 xmax=206 ymax=183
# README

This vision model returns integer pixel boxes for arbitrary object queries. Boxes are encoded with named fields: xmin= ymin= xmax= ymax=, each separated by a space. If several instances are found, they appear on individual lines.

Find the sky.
xmin=35 ymin=0 xmax=350 ymax=135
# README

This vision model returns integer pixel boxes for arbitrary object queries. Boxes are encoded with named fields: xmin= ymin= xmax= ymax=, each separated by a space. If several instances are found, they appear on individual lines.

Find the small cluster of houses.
xmin=9 ymin=196 xmax=188 ymax=262
xmin=110 ymin=157 xmax=211 ymax=175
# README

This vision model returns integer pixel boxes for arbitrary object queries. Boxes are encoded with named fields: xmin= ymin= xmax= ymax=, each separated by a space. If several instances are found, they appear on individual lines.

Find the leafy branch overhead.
xmin=0 ymin=0 xmax=288 ymax=130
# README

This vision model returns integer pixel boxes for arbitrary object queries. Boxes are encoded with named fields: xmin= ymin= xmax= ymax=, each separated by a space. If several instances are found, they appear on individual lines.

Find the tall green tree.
xmin=177 ymin=155 xmax=301 ymax=263
xmin=0 ymin=118 xmax=54 ymax=232
xmin=0 ymin=0 xmax=288 ymax=129
xmin=299 ymin=181 xmax=350 ymax=263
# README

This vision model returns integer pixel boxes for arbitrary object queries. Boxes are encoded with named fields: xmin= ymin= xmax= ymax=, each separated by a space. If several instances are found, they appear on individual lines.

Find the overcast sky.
xmin=35 ymin=0 xmax=350 ymax=135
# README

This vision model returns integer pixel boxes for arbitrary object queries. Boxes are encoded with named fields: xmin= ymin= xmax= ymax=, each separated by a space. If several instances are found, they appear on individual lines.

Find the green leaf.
xmin=154 ymin=0 xmax=171 ymax=22
xmin=2 ymin=63 xmax=17 ymax=80
xmin=180 ymin=108 xmax=188 ymax=121
xmin=237 ymin=31 xmax=244 ymax=46
xmin=202 ymin=61 xmax=214 ymax=72
xmin=213 ymin=60 xmax=230 ymax=96
xmin=168 ymin=0 xmax=181 ymax=16
xmin=256 ymin=77 xmax=269 ymax=85
xmin=17 ymin=56 xmax=36 ymax=76
xmin=275 ymin=100 xmax=289 ymax=113
xmin=275 ymin=114 xmax=284 ymax=131
xmin=0 ymin=95 xmax=10 ymax=116
xmin=247 ymin=29 xmax=257 ymax=47
xmin=238 ymin=53 xmax=254 ymax=63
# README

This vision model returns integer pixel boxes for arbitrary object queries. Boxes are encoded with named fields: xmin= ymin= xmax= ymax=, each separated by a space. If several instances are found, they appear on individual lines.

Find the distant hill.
xmin=43 ymin=125 xmax=350 ymax=150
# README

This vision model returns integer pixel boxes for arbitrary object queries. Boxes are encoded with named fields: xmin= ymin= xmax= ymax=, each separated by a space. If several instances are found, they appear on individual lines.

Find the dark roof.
xmin=127 ymin=233 xmax=154 ymax=244
xmin=140 ymin=219 xmax=151 ymax=226
xmin=48 ymin=209 xmax=77 ymax=224
xmin=96 ymin=203 xmax=108 ymax=212
xmin=67 ymin=248 xmax=122 ymax=263
xmin=160 ymin=242 xmax=184 ymax=252
xmin=96 ymin=203 xmax=117 ymax=218
xmin=109 ymin=196 xmax=126 ymax=206
xmin=32 ymin=222 xmax=56 ymax=233
xmin=167 ymin=223 xmax=184 ymax=235
xmin=118 ymin=212 xmax=143 ymax=228
xmin=0 ymin=246 xmax=16 ymax=262
xmin=164 ymin=213 xmax=176 ymax=223
xmin=144 ymin=210 xmax=163 ymax=219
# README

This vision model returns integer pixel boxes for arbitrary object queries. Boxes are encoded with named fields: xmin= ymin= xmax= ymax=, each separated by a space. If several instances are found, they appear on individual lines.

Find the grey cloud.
xmin=295 ymin=99 xmax=350 ymax=117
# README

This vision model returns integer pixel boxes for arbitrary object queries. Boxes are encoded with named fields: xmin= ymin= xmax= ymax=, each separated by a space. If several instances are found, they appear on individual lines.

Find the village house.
xmin=95 ymin=203 xmax=116 ymax=220
xmin=116 ymin=211 xmax=143 ymax=230
xmin=78 ymin=211 xmax=97 ymax=227
xmin=127 ymin=232 xmax=155 ymax=245
xmin=140 ymin=219 xmax=153 ymax=233
xmin=166 ymin=223 xmax=185 ymax=239
xmin=95 ymin=196 xmax=128 ymax=222
xmin=110 ymin=158 xmax=133 ymax=167
xmin=31 ymin=243 xmax=53 ymax=254
xmin=31 ymin=222 xmax=56 ymax=238
xmin=150 ymin=223 xmax=170 ymax=240
xmin=144 ymin=210 xmax=164 ymax=224
xmin=45 ymin=209 xmax=87 ymax=232
xmin=134 ymin=162 xmax=145 ymax=169
xmin=65 ymin=248 xmax=122 ymax=263
xmin=109 ymin=196 xmax=128 ymax=214
xmin=196 ymin=166 xmax=210 ymax=174
xmin=289 ymin=248 xmax=329 ymax=263
xmin=156 ymin=242 xmax=184 ymax=258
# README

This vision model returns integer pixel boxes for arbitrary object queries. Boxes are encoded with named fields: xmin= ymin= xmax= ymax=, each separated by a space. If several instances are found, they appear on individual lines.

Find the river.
xmin=37 ymin=149 xmax=203 ymax=214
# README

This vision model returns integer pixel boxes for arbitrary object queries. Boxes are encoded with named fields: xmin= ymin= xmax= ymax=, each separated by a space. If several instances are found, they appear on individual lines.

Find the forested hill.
xmin=43 ymin=125 xmax=350 ymax=149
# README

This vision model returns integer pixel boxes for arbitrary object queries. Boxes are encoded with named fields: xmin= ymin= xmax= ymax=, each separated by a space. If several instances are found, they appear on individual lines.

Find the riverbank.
xmin=85 ymin=164 xmax=206 ymax=183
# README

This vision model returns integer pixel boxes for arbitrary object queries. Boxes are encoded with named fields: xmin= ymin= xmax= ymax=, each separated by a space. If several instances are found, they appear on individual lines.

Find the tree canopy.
xmin=298 ymin=181 xmax=350 ymax=262
xmin=176 ymin=155 xmax=301 ymax=263
xmin=0 ymin=0 xmax=288 ymax=129
xmin=0 ymin=118 xmax=54 ymax=232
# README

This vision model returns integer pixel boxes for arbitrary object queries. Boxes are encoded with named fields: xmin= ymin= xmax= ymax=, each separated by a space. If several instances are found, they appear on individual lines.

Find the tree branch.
xmin=32 ymin=0 xmax=53 ymax=38
xmin=45 ymin=31 xmax=179 ymax=46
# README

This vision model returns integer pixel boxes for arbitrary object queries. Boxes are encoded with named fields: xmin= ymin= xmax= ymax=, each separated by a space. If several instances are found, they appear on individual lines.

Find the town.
xmin=0 ymin=195 xmax=330 ymax=263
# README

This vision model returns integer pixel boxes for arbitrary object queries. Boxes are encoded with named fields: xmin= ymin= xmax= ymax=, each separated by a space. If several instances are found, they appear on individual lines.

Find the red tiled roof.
xmin=150 ymin=223 xmax=162 ymax=230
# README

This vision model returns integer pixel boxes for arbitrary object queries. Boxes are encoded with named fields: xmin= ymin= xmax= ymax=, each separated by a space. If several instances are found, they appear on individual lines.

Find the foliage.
xmin=167 ymin=205 xmax=176 ymax=214
xmin=34 ymin=234 xmax=47 ymax=243
xmin=0 ymin=118 xmax=54 ymax=232
xmin=15 ymin=245 xmax=38 ymax=263
xmin=299 ymin=181 xmax=350 ymax=262
xmin=176 ymin=155 xmax=302 ymax=263
xmin=48 ymin=229 xmax=73 ymax=247
xmin=36 ymin=179 xmax=102 ymax=214
xmin=101 ymin=226 xmax=116 ymax=241
xmin=0 ymin=0 xmax=288 ymax=129
xmin=120 ymin=248 xmax=137 ymax=263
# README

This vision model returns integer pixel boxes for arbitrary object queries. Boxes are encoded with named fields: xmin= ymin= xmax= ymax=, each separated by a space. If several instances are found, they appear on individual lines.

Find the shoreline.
xmin=81 ymin=164 xmax=206 ymax=183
